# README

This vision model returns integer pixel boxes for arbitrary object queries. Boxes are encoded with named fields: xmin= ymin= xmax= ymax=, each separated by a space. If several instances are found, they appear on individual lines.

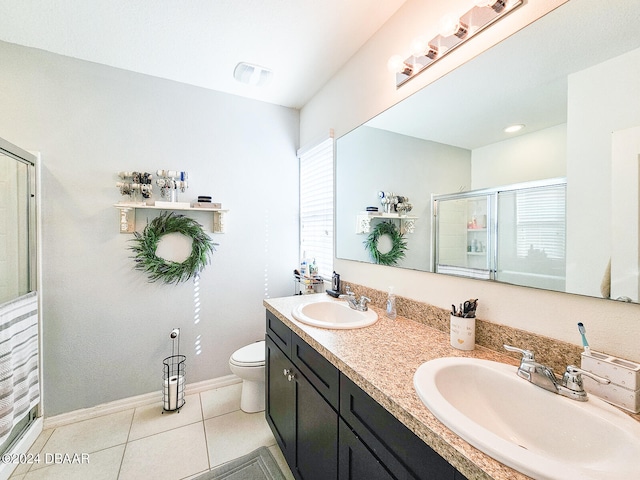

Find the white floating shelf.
xmin=356 ymin=212 xmax=418 ymax=234
xmin=114 ymin=202 xmax=228 ymax=234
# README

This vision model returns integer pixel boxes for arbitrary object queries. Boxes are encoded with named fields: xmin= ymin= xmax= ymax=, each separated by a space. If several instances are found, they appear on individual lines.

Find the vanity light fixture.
xmin=475 ymin=0 xmax=508 ymax=13
xmin=504 ymin=124 xmax=525 ymax=133
xmin=388 ymin=0 xmax=523 ymax=88
xmin=233 ymin=62 xmax=273 ymax=87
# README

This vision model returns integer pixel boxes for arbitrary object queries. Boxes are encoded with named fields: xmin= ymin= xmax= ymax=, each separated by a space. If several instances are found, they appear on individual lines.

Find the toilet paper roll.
xmin=163 ymin=375 xmax=185 ymax=410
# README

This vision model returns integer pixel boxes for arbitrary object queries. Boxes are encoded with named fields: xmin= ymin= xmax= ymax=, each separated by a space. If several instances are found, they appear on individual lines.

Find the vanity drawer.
xmin=266 ymin=310 xmax=339 ymax=409
xmin=266 ymin=311 xmax=292 ymax=356
xmin=340 ymin=375 xmax=462 ymax=480
xmin=292 ymin=332 xmax=339 ymax=409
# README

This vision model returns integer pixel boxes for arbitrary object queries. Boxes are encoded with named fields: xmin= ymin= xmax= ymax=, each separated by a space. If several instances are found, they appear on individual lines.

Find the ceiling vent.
xmin=233 ymin=62 xmax=273 ymax=87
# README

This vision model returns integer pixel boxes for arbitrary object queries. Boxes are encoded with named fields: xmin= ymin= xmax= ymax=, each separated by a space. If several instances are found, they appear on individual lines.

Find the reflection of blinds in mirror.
xmin=513 ymin=185 xmax=566 ymax=260
xmin=298 ymin=133 xmax=334 ymax=278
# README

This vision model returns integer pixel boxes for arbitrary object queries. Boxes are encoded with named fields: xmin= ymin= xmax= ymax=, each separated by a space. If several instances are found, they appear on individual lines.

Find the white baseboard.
xmin=44 ymin=375 xmax=241 ymax=430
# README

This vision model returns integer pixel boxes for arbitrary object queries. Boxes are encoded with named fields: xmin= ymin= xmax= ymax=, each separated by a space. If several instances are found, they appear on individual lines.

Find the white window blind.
xmin=298 ymin=133 xmax=334 ymax=278
xmin=514 ymin=184 xmax=566 ymax=259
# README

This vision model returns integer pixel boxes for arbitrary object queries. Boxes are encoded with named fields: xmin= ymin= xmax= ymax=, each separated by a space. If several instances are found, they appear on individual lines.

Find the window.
xmin=514 ymin=184 xmax=566 ymax=260
xmin=298 ymin=132 xmax=334 ymax=278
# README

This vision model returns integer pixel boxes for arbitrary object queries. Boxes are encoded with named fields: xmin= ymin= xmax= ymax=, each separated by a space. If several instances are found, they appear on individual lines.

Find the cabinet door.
xmin=265 ymin=336 xmax=295 ymax=464
xmin=338 ymin=418 xmax=395 ymax=480
xmin=266 ymin=333 xmax=339 ymax=480
xmin=340 ymin=375 xmax=460 ymax=479
xmin=294 ymin=367 xmax=338 ymax=480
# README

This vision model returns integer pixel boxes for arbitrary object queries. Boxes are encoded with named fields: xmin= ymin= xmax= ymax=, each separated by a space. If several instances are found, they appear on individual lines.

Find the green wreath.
xmin=129 ymin=211 xmax=217 ymax=284
xmin=364 ymin=221 xmax=407 ymax=266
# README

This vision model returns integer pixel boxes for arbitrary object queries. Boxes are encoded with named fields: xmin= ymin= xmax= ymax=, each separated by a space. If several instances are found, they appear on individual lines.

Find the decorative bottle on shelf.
xmin=309 ymin=258 xmax=318 ymax=276
xmin=386 ymin=286 xmax=397 ymax=320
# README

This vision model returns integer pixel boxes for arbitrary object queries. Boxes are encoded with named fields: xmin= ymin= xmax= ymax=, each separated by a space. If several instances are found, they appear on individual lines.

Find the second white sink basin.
xmin=414 ymin=357 xmax=640 ymax=480
xmin=291 ymin=300 xmax=378 ymax=329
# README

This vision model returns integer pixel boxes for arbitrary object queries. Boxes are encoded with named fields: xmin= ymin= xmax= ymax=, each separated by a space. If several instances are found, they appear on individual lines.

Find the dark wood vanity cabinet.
xmin=266 ymin=312 xmax=339 ymax=480
xmin=265 ymin=311 xmax=466 ymax=480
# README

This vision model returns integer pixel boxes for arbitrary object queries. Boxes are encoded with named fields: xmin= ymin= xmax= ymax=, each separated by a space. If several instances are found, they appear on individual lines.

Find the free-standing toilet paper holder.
xmin=162 ymin=328 xmax=186 ymax=413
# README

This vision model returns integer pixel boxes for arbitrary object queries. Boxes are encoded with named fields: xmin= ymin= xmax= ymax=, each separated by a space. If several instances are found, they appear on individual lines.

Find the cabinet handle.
xmin=283 ymin=368 xmax=296 ymax=382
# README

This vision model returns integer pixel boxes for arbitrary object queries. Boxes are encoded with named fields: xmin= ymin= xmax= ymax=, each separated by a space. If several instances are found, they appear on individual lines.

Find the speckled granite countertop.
xmin=264 ymin=293 xmax=530 ymax=480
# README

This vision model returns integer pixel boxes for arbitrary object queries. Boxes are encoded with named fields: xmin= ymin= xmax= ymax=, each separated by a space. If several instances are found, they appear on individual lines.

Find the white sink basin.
xmin=414 ymin=357 xmax=640 ymax=480
xmin=291 ymin=301 xmax=378 ymax=329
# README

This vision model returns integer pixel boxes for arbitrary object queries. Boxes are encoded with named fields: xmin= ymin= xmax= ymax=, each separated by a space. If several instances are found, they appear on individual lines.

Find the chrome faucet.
xmin=339 ymin=286 xmax=372 ymax=311
xmin=504 ymin=345 xmax=610 ymax=402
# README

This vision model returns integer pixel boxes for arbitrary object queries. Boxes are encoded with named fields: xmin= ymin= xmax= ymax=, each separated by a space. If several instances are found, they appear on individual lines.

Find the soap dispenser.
xmin=386 ymin=286 xmax=397 ymax=320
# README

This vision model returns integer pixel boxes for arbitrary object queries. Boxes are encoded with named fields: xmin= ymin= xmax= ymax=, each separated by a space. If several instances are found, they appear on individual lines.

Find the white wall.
xmin=302 ymin=0 xmax=640 ymax=363
xmin=566 ymin=47 xmax=640 ymax=298
xmin=471 ymin=124 xmax=567 ymax=189
xmin=0 ymin=40 xmax=300 ymax=416
xmin=611 ymin=126 xmax=640 ymax=302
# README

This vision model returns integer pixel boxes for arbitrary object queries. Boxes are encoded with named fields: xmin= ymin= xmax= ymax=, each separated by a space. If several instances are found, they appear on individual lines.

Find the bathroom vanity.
xmin=264 ymin=294 xmax=532 ymax=480
xmin=266 ymin=310 xmax=463 ymax=479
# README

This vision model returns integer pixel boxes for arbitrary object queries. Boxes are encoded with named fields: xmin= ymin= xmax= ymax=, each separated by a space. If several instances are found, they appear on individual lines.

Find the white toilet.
xmin=229 ymin=340 xmax=266 ymax=413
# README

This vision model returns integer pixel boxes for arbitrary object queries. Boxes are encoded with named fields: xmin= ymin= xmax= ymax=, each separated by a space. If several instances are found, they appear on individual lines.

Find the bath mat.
xmin=193 ymin=446 xmax=286 ymax=480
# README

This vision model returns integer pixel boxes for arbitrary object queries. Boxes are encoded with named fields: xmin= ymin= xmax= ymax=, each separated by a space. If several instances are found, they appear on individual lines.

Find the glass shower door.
xmin=434 ymin=193 xmax=492 ymax=279
xmin=0 ymin=152 xmax=34 ymax=304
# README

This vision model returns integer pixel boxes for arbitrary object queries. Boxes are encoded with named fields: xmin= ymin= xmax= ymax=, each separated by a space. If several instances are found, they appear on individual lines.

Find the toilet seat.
xmin=230 ymin=340 xmax=265 ymax=367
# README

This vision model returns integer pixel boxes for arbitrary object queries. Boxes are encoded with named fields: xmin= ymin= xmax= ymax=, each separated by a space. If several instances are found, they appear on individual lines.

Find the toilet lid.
xmin=230 ymin=340 xmax=265 ymax=366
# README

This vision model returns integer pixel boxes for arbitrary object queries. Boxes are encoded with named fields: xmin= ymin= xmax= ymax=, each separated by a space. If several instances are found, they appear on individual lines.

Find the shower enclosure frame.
xmin=0 ymin=137 xmax=43 ymax=480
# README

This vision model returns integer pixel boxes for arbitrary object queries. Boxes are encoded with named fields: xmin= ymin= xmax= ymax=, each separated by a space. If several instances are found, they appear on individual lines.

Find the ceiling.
xmin=0 ymin=0 xmax=409 ymax=109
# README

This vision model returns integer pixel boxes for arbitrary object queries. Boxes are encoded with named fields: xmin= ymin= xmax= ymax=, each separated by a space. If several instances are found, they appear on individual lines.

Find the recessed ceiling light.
xmin=504 ymin=124 xmax=525 ymax=133
xmin=233 ymin=62 xmax=272 ymax=87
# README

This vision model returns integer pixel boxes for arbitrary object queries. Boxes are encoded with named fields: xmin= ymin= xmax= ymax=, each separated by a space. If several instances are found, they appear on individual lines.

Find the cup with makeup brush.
xmin=450 ymin=299 xmax=478 ymax=351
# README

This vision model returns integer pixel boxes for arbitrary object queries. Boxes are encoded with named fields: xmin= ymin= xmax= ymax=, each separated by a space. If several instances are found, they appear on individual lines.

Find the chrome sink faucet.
xmin=504 ymin=345 xmax=610 ymax=401
xmin=339 ymin=286 xmax=372 ymax=311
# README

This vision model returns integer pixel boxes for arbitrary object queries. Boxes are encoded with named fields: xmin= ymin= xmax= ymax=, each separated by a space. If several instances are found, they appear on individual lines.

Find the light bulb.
xmin=410 ymin=36 xmax=429 ymax=57
xmin=438 ymin=14 xmax=468 ymax=38
xmin=387 ymin=55 xmax=412 ymax=75
xmin=438 ymin=14 xmax=460 ymax=37
xmin=387 ymin=55 xmax=403 ymax=72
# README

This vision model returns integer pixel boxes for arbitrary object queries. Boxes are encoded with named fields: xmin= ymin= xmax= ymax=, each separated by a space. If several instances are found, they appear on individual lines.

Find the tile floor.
xmin=9 ymin=383 xmax=294 ymax=480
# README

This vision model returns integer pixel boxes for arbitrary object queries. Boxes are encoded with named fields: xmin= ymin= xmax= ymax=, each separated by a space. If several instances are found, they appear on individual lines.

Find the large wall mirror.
xmin=336 ymin=0 xmax=640 ymax=303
